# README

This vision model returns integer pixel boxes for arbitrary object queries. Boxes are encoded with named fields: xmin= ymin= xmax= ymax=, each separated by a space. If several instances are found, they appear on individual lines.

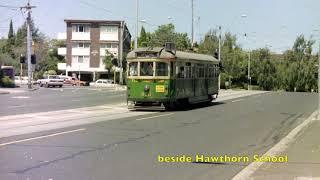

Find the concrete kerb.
xmin=232 ymin=110 xmax=319 ymax=180
xmin=0 ymin=90 xmax=9 ymax=95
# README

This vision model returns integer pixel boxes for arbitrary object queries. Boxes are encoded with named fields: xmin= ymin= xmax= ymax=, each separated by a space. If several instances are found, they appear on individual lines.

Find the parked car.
xmin=59 ymin=76 xmax=88 ymax=86
xmin=38 ymin=75 xmax=64 ymax=88
xmin=15 ymin=76 xmax=36 ymax=85
xmin=89 ymin=79 xmax=114 ymax=87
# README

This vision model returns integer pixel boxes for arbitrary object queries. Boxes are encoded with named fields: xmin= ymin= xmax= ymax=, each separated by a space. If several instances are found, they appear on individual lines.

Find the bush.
xmin=1 ymin=76 xmax=15 ymax=88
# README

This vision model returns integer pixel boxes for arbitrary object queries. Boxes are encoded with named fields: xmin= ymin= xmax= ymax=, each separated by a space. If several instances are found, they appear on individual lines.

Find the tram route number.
xmin=156 ymin=85 xmax=165 ymax=93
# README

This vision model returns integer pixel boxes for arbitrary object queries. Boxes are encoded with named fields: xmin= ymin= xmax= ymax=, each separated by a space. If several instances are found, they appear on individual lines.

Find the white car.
xmin=38 ymin=75 xmax=64 ymax=88
xmin=15 ymin=76 xmax=35 ymax=85
xmin=89 ymin=79 xmax=114 ymax=87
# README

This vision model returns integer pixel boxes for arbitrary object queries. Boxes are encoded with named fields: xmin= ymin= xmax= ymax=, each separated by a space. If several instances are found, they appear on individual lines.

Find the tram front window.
xmin=129 ymin=62 xmax=138 ymax=76
xmin=156 ymin=62 xmax=168 ymax=76
xmin=140 ymin=62 xmax=154 ymax=76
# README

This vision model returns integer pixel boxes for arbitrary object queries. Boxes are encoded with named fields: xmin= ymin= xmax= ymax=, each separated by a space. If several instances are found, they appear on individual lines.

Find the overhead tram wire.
xmin=0 ymin=9 xmax=20 ymax=28
xmin=79 ymin=0 xmax=159 ymax=28
xmin=0 ymin=4 xmax=20 ymax=9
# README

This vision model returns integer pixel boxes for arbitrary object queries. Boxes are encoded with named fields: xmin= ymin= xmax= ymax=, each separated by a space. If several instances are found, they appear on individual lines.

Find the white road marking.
xmin=231 ymin=99 xmax=244 ymax=103
xmin=0 ymin=128 xmax=86 ymax=147
xmin=136 ymin=113 xmax=174 ymax=121
xmin=71 ymin=99 xmax=81 ymax=102
xmin=232 ymin=110 xmax=318 ymax=180
xmin=295 ymin=177 xmax=320 ymax=180
xmin=11 ymin=96 xmax=30 ymax=99
xmin=7 ymin=105 xmax=25 ymax=109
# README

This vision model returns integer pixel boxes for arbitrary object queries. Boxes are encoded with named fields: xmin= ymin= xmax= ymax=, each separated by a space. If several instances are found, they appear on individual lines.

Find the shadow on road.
xmin=131 ymin=101 xmax=225 ymax=112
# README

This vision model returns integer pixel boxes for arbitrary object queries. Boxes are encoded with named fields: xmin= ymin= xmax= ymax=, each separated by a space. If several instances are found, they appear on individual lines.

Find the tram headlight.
xmin=144 ymin=85 xmax=150 ymax=92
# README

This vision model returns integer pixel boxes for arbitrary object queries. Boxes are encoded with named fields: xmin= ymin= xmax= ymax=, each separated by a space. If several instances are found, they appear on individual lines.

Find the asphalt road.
xmin=0 ymin=92 xmax=317 ymax=180
xmin=0 ymin=87 xmax=126 ymax=116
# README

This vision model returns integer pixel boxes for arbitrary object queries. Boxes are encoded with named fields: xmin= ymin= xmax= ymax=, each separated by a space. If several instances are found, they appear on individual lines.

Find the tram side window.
xmin=185 ymin=63 xmax=191 ymax=78
xmin=214 ymin=65 xmax=218 ymax=77
xmin=208 ymin=66 xmax=214 ymax=78
xmin=156 ymin=62 xmax=168 ymax=76
xmin=215 ymin=64 xmax=220 ymax=76
xmin=198 ymin=67 xmax=205 ymax=78
xmin=140 ymin=62 xmax=154 ymax=76
xmin=177 ymin=66 xmax=185 ymax=78
xmin=129 ymin=62 xmax=138 ymax=76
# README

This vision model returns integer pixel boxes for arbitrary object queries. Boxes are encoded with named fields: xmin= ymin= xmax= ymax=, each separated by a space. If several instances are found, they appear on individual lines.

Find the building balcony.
xmin=72 ymin=48 xmax=90 ymax=56
xmin=72 ymin=32 xmax=90 ymax=41
xmin=58 ymin=48 xmax=66 ymax=56
xmin=61 ymin=63 xmax=107 ymax=73
xmin=100 ymin=33 xmax=118 ymax=41
xmin=100 ymin=48 xmax=118 ymax=56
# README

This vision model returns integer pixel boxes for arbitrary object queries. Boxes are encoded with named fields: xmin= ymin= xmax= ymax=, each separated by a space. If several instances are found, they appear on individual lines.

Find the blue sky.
xmin=0 ymin=0 xmax=318 ymax=53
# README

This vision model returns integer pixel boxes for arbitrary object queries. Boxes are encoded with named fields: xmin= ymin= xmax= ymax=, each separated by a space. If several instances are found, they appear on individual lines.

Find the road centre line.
xmin=0 ymin=128 xmax=86 ymax=147
xmin=136 ymin=113 xmax=174 ymax=121
xmin=231 ymin=99 xmax=244 ymax=103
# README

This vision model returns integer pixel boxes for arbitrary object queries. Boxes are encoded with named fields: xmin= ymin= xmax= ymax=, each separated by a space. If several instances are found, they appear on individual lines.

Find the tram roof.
xmin=127 ymin=47 xmax=218 ymax=62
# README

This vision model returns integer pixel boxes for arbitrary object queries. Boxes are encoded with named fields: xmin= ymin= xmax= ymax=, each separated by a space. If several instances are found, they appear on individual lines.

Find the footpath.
xmin=0 ymin=88 xmax=27 ymax=94
xmin=249 ymin=114 xmax=320 ymax=180
xmin=232 ymin=108 xmax=320 ymax=180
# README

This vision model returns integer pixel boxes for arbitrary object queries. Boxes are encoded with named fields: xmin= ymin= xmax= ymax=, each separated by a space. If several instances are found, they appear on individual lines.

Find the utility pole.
xmin=135 ymin=0 xmax=139 ymax=49
xmin=191 ymin=0 xmax=194 ymax=47
xmin=20 ymin=2 xmax=36 ymax=89
xmin=244 ymin=33 xmax=251 ymax=90
xmin=218 ymin=26 xmax=221 ymax=90
xmin=318 ymin=43 xmax=320 ymax=119
xmin=248 ymin=51 xmax=251 ymax=90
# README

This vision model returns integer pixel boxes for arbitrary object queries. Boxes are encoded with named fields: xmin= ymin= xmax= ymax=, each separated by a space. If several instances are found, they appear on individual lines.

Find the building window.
xmin=100 ymin=43 xmax=112 ymax=49
xmin=72 ymin=24 xmax=90 ymax=32
xmin=100 ymin=26 xmax=118 ymax=33
xmin=100 ymin=43 xmax=118 ymax=49
xmin=72 ymin=56 xmax=89 ymax=64
xmin=78 ymin=56 xmax=84 ymax=63
xmin=72 ymin=42 xmax=90 ymax=48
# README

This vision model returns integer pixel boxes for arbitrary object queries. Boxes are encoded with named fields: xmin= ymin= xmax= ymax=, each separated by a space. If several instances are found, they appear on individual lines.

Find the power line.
xmin=0 ymin=11 xmax=20 ymax=23
xmin=0 ymin=4 xmax=20 ymax=9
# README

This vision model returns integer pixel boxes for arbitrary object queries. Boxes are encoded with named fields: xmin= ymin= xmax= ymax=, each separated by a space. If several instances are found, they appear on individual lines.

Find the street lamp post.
xmin=135 ymin=0 xmax=139 ymax=49
xmin=218 ymin=26 xmax=221 ymax=90
xmin=241 ymin=14 xmax=251 ymax=90
xmin=312 ymin=29 xmax=320 ymax=120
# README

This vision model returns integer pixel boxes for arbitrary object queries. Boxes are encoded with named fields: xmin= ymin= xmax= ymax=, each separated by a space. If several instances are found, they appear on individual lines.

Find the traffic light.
xmin=214 ymin=50 xmax=219 ymax=59
xmin=31 ymin=54 xmax=36 ymax=64
xmin=20 ymin=55 xmax=26 ymax=64
xmin=122 ymin=60 xmax=127 ymax=71
xmin=219 ymin=61 xmax=224 ymax=72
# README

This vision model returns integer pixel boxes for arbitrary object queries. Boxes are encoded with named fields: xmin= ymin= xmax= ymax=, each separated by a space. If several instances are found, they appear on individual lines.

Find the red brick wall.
xmin=66 ymin=23 xmax=72 ymax=65
xmin=90 ymin=23 xmax=100 ymax=68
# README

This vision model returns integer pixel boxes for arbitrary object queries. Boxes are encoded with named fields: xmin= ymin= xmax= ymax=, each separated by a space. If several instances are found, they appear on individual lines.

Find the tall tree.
xmin=198 ymin=30 xmax=219 ymax=55
xmin=2 ymin=20 xmax=16 ymax=58
xmin=147 ymin=24 xmax=191 ymax=50
xmin=138 ymin=26 xmax=147 ymax=47
xmin=8 ymin=20 xmax=15 ymax=46
xmin=257 ymin=59 xmax=276 ymax=90
xmin=15 ymin=18 xmax=43 ymax=47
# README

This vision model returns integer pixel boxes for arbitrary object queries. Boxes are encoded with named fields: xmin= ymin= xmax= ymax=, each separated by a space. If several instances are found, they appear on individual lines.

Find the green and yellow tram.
xmin=126 ymin=45 xmax=220 ymax=110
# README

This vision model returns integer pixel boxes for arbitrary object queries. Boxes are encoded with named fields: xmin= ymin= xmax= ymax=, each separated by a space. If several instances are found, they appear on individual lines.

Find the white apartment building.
xmin=57 ymin=19 xmax=131 ymax=81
